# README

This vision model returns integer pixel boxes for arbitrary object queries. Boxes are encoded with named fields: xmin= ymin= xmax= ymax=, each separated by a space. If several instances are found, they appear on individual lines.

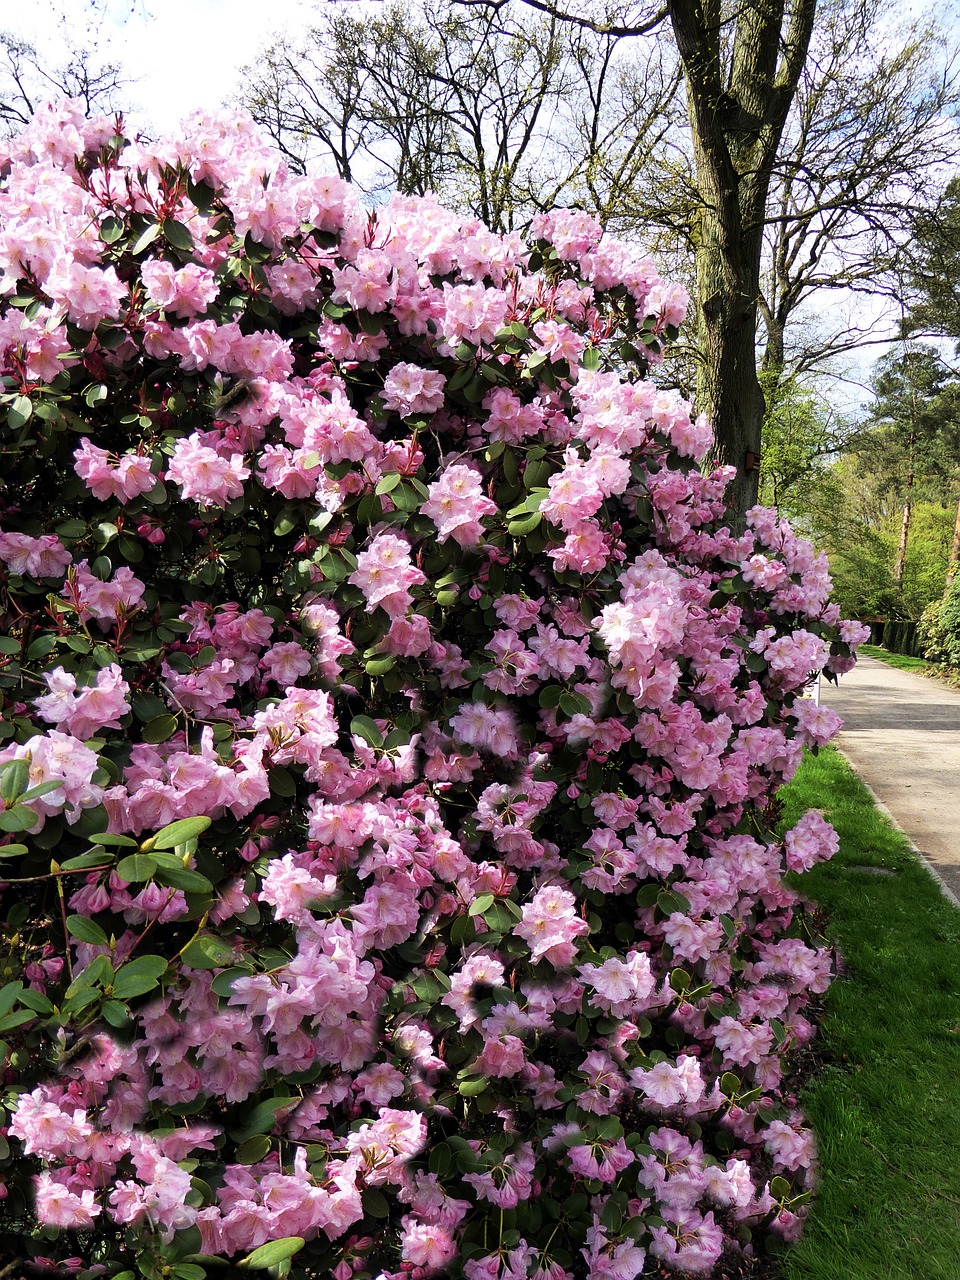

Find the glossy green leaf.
xmin=116 ymin=854 xmax=158 ymax=883
xmin=66 ymin=915 xmax=109 ymax=946
xmin=350 ymin=716 xmax=383 ymax=748
xmin=146 ymin=816 xmax=212 ymax=850
xmin=238 ymin=1237 xmax=305 ymax=1269
xmin=111 ymin=955 xmax=167 ymax=1000
xmin=142 ymin=714 xmax=179 ymax=744
xmin=180 ymin=934 xmax=236 ymax=970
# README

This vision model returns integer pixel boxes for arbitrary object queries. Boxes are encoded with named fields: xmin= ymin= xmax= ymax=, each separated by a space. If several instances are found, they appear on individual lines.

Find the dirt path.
xmin=818 ymin=654 xmax=960 ymax=904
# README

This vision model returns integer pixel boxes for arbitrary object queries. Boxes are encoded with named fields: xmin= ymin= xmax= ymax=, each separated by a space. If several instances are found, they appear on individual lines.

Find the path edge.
xmin=834 ymin=746 xmax=960 ymax=911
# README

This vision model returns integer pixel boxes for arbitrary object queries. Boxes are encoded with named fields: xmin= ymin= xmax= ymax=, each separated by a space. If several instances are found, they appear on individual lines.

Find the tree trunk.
xmin=668 ymin=0 xmax=817 ymax=521
xmin=894 ymin=498 xmax=912 ymax=589
xmin=945 ymin=492 xmax=960 ymax=588
xmin=894 ymin=443 xmax=915 ymax=588
xmin=691 ymin=170 xmax=766 ymax=518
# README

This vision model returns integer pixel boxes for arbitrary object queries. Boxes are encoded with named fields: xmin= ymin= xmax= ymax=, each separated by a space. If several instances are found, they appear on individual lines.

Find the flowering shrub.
xmin=0 ymin=100 xmax=866 ymax=1279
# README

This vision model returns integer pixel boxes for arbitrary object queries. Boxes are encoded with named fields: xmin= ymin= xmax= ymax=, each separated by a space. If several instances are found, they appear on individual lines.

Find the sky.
xmin=5 ymin=0 xmax=957 ymax=410
xmin=3 ymin=0 xmax=333 ymax=134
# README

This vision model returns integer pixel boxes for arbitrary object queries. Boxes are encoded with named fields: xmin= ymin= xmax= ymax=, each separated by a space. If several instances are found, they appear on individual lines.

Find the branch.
xmin=453 ymin=0 xmax=669 ymax=39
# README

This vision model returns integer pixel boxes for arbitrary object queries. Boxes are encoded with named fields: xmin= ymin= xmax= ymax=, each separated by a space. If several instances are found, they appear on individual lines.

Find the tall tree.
xmin=245 ymin=0 xmax=960 ymax=517
xmin=854 ymin=347 xmax=960 ymax=588
xmin=243 ymin=1 xmax=680 ymax=232
xmin=760 ymin=0 xmax=960 ymax=386
xmin=0 ymin=29 xmax=127 ymax=134
xmin=905 ymin=174 xmax=960 ymax=349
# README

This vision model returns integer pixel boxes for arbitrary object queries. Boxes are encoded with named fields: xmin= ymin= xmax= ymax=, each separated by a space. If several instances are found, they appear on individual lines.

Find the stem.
xmin=2 ymin=864 xmax=112 ymax=883
xmin=56 ymin=871 xmax=73 ymax=985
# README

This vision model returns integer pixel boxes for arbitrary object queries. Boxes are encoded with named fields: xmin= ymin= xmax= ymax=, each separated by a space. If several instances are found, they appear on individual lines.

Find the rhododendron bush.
xmin=0 ymin=100 xmax=865 ymax=1279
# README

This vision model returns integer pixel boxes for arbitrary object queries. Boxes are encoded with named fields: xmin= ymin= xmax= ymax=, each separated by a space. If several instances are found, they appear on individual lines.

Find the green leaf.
xmin=558 ymin=691 xmax=591 ymax=718
xmin=0 ymin=807 xmax=38 ymax=833
xmin=469 ymin=893 xmax=495 ymax=917
xmin=116 ymin=853 xmax=158 ymax=883
xmin=0 ymin=1009 xmax=35 ymax=1032
xmin=269 ymin=765 xmax=297 ymax=797
xmin=132 ymin=221 xmax=160 ymax=254
xmin=7 ymin=395 xmax=32 ymax=430
xmin=163 ymin=219 xmax=194 ymax=251
xmin=350 ymin=716 xmax=383 ymax=748
xmin=239 ymin=1238 xmax=305 ymax=1269
xmin=720 ymin=1072 xmax=742 ymax=1098
xmin=181 ymin=934 xmax=236 ymax=970
xmin=142 ymin=713 xmax=179 ymax=744
xmin=16 ymin=987 xmax=52 ymax=1015
xmin=153 ymin=863 xmax=212 ymax=894
xmin=83 ymin=832 xmax=138 ymax=848
xmin=66 ymin=915 xmax=109 ymax=946
xmin=507 ymin=511 xmax=542 ymax=536
xmin=146 ymin=815 xmax=212 ymax=851
xmin=364 ymin=1188 xmax=390 ymax=1218
xmin=0 ymin=760 xmax=28 ymax=806
xmin=111 ymin=955 xmax=168 ymax=1000
xmin=0 ymin=983 xmax=23 ymax=1018
xmin=364 ymin=654 xmax=397 ymax=677
xmin=67 ymin=953 xmax=114 ymax=996
xmin=458 ymin=1075 xmax=490 ymax=1097
xmin=17 ymin=780 xmax=65 ymax=805
xmin=102 ymin=998 xmax=133 ymax=1029
xmin=210 ymin=966 xmax=252 ymax=997
xmin=99 ymin=215 xmax=125 ymax=243
xmin=232 ymin=1097 xmax=299 ymax=1141
xmin=60 ymin=850 xmax=114 ymax=871
xmin=235 ymin=1134 xmax=272 ymax=1164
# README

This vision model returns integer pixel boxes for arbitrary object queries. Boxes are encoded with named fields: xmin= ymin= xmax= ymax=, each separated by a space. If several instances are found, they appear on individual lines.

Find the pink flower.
xmin=34 ymin=663 xmax=130 ymax=740
xmin=46 ymin=259 xmax=126 ymax=328
xmin=401 ymin=1217 xmax=458 ymax=1270
xmin=514 ymin=885 xmax=589 ymax=966
xmin=34 ymin=1172 xmax=101 ymax=1229
xmin=0 ymin=531 xmax=71 ymax=579
xmin=421 ymin=463 xmax=497 ymax=547
xmin=449 ymin=701 xmax=521 ymax=758
xmin=382 ymin=362 xmax=446 ymax=416
xmin=74 ymin=439 xmax=157 ymax=502
xmin=784 ymin=809 xmax=839 ymax=873
xmin=348 ymin=533 xmax=426 ymax=618
xmin=167 ymin=434 xmax=249 ymax=508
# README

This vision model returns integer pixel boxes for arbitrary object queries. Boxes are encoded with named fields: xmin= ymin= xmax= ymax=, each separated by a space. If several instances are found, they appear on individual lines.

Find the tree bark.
xmin=667 ymin=0 xmax=817 ymax=519
xmin=894 ymin=442 xmax=914 ymax=588
xmin=945 ymin=493 xmax=960 ymax=588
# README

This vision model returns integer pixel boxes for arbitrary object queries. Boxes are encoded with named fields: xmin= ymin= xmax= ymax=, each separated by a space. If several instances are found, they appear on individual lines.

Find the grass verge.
xmin=778 ymin=746 xmax=960 ymax=1280
xmin=856 ymin=643 xmax=932 ymax=675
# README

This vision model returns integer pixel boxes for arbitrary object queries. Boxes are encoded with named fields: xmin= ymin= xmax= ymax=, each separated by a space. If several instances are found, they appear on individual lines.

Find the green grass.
xmin=778 ymin=746 xmax=960 ymax=1280
xmin=857 ymin=642 xmax=931 ymax=674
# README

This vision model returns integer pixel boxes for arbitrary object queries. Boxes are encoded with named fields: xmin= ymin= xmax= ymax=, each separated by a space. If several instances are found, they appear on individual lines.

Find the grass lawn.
xmin=777 ymin=746 xmax=960 ymax=1280
xmin=856 ymin=643 xmax=932 ymax=675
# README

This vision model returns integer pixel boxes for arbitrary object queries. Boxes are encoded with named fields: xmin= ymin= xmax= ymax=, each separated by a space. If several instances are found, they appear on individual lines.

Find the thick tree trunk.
xmin=692 ymin=179 xmax=766 ymax=518
xmin=668 ymin=0 xmax=817 ymax=522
